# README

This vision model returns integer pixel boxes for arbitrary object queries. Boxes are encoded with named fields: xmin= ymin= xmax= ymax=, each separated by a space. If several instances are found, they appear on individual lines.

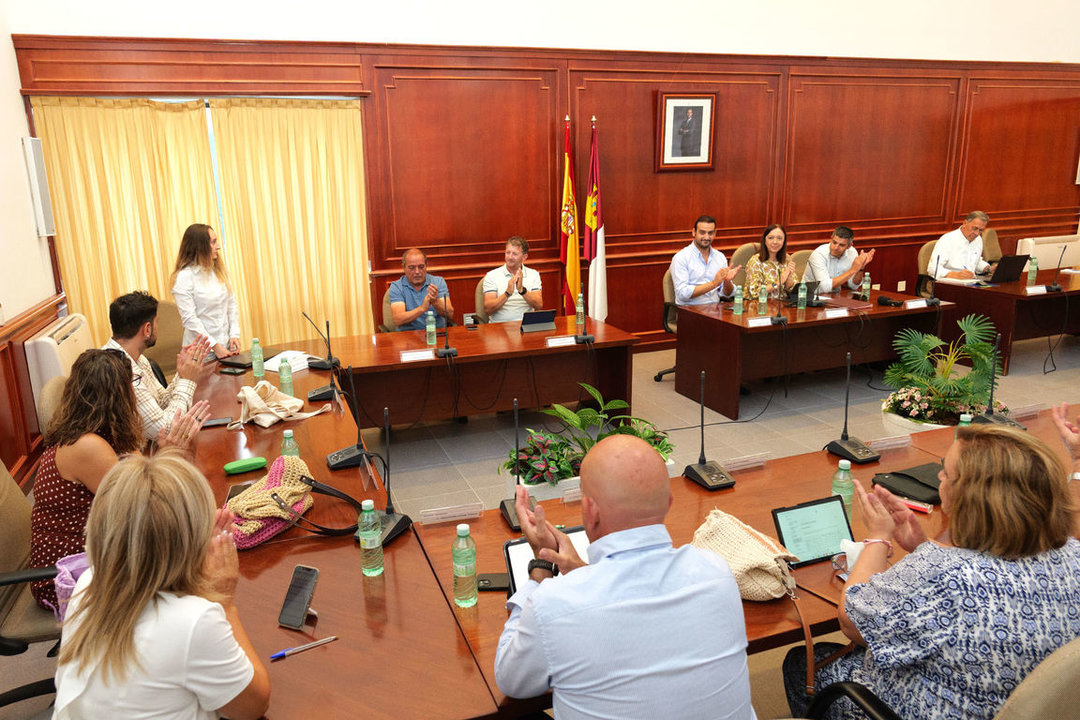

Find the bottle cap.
xmin=252 ymin=337 xmax=260 ymax=343
xmin=283 ymin=429 xmax=293 ymax=438
xmin=362 ymin=499 xmax=374 ymax=511
xmin=838 ymin=459 xmax=851 ymax=470
xmin=959 ymin=413 xmax=973 ymax=423
xmin=456 ymin=523 xmax=470 ymax=537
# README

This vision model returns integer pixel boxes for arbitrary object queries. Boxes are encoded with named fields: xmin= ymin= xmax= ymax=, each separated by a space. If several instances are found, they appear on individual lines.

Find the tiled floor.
xmin=365 ymin=334 xmax=1080 ymax=522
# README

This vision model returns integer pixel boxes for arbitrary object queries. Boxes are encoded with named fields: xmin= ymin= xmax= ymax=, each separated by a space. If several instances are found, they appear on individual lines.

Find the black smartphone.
xmin=278 ymin=565 xmax=319 ymax=630
xmin=220 ymin=367 xmax=245 ymax=375
xmin=477 ymin=573 xmax=510 ymax=592
xmin=201 ymin=416 xmax=231 ymax=429
xmin=226 ymin=481 xmax=253 ymax=502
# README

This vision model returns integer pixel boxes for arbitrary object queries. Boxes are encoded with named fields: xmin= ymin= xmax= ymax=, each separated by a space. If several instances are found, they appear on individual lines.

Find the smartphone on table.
xmin=278 ymin=565 xmax=319 ymax=630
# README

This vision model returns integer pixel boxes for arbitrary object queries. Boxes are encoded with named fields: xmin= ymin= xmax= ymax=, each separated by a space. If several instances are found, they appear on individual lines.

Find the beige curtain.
xmin=209 ymin=98 xmax=373 ymax=343
xmin=31 ymin=97 xmax=218 ymax=343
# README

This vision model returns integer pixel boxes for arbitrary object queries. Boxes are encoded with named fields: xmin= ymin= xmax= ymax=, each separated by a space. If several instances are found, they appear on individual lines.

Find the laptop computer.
xmin=771 ymin=495 xmax=854 ymax=568
xmin=520 ymin=309 xmax=557 ymax=333
xmin=218 ymin=351 xmax=253 ymax=369
xmin=981 ymin=254 xmax=1030 ymax=284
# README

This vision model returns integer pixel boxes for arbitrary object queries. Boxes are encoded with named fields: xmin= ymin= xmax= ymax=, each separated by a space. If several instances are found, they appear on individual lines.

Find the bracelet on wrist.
xmin=862 ymin=538 xmax=894 ymax=557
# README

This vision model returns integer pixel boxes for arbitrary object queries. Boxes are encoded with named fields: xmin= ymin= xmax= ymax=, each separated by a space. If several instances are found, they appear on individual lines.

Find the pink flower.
xmin=909 ymin=408 xmax=919 ymax=417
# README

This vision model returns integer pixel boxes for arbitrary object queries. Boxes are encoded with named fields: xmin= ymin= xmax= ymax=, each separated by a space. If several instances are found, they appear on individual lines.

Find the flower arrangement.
xmin=881 ymin=313 xmax=1008 ymax=425
xmin=500 ymin=383 xmax=674 ymax=486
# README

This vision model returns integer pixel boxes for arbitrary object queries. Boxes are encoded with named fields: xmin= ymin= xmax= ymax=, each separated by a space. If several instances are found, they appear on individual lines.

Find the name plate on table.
xmin=545 ymin=335 xmax=576 ymax=348
xmin=1025 ymin=285 xmax=1047 ymax=295
xmin=400 ymin=349 xmax=435 ymax=362
xmin=824 ymin=308 xmax=849 ymax=319
xmin=905 ymin=299 xmax=928 ymax=309
xmin=746 ymin=317 xmax=773 ymax=328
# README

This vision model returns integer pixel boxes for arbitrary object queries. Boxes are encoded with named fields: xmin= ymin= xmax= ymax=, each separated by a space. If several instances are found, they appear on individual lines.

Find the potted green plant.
xmin=500 ymin=383 xmax=675 ymax=499
xmin=881 ymin=313 xmax=1008 ymax=430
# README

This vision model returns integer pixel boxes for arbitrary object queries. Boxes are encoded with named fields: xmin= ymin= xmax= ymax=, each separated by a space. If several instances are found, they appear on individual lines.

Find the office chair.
xmin=915 ymin=240 xmax=937 ymax=298
xmin=142 ymin=300 xmax=183 ymax=377
xmin=473 ymin=278 xmax=490 ymax=324
xmin=730 ymin=242 xmax=758 ymax=288
xmin=0 ymin=462 xmax=60 ymax=710
xmin=654 ymin=269 xmax=678 ymax=382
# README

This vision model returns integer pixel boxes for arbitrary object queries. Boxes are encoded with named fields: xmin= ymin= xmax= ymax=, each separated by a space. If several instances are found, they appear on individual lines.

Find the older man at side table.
xmin=494 ymin=435 xmax=757 ymax=720
xmin=929 ymin=211 xmax=997 ymax=280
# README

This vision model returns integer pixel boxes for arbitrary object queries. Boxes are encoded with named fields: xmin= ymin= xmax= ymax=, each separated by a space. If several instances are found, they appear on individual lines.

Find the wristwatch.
xmin=527 ymin=558 xmax=558 ymax=577
xmin=505 ymin=289 xmax=513 ymax=297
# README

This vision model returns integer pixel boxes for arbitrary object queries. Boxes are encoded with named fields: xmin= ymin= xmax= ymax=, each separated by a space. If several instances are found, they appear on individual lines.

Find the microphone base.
xmin=377 ymin=510 xmax=412 ymax=546
xmin=683 ymin=461 xmax=736 ymax=491
xmin=308 ymin=356 xmax=340 ymax=371
xmin=327 ymin=444 xmax=365 ymax=471
xmin=436 ymin=346 xmax=458 ymax=357
xmin=971 ymin=412 xmax=1026 ymax=430
xmin=499 ymin=494 xmax=537 ymax=531
xmin=308 ymin=384 xmax=336 ymax=402
xmin=925 ymin=298 xmax=941 ymax=306
xmin=574 ymin=334 xmax=595 ymax=344
xmin=770 ymin=316 xmax=788 ymax=325
xmin=826 ymin=438 xmax=881 ymax=464
xmin=1047 ymin=283 xmax=1063 ymax=292
xmin=806 ymin=298 xmax=826 ymax=308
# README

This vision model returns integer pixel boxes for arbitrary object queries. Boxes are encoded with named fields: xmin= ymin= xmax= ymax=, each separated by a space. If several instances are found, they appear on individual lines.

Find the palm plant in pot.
xmin=881 ymin=313 xmax=1008 ymax=426
xmin=500 ymin=383 xmax=674 ymax=487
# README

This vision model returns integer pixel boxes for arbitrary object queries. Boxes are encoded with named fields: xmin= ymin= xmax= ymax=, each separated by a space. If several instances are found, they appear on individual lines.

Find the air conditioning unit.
xmin=26 ymin=313 xmax=94 ymax=419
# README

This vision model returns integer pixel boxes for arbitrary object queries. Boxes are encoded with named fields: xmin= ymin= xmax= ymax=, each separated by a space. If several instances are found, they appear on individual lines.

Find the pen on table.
xmin=270 ymin=635 xmax=338 ymax=661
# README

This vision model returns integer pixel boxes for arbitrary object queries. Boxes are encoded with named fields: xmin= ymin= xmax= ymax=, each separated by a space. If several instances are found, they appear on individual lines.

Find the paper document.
xmin=264 ymin=350 xmax=310 ymax=373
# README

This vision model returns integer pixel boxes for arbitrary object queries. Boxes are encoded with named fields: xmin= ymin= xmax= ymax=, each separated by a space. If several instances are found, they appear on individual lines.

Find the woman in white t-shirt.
xmin=171 ymin=223 xmax=241 ymax=359
xmin=53 ymin=452 xmax=270 ymax=720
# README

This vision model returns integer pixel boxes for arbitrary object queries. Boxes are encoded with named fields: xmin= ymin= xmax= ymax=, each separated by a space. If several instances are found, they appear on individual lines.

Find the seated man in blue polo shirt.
xmin=388 ymin=248 xmax=454 ymax=331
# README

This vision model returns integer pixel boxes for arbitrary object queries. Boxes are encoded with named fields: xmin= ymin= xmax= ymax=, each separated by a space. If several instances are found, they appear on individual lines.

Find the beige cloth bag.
xmin=227 ymin=380 xmax=331 ymax=429
xmin=691 ymin=508 xmax=798 ymax=601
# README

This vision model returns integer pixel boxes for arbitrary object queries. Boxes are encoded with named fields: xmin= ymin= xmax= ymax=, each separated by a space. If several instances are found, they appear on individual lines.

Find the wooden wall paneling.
xmin=784 ymin=73 xmax=962 ymax=231
xmin=0 ymin=294 xmax=65 ymax=484
xmin=13 ymin=35 xmax=368 ymax=96
xmin=365 ymin=63 xmax=561 ymax=273
xmin=957 ymin=77 xmax=1080 ymax=231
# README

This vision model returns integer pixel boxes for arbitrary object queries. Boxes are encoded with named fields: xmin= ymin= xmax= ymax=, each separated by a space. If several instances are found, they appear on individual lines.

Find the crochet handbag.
xmin=226 ymin=455 xmax=365 ymax=549
xmin=691 ymin=508 xmax=797 ymax=601
xmin=227 ymin=380 xmax=331 ymax=429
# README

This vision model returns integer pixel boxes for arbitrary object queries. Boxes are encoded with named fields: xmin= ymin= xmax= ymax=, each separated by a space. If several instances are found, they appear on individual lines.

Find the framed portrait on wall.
xmin=656 ymin=93 xmax=716 ymax=172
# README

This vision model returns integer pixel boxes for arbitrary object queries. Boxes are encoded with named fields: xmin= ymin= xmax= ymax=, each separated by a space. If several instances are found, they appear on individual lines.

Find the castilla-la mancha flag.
xmin=559 ymin=118 xmax=580 ymax=316
xmin=584 ymin=122 xmax=607 ymax=321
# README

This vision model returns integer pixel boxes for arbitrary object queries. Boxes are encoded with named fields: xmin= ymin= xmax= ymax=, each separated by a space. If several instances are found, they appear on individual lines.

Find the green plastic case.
xmin=223 ymin=456 xmax=268 ymax=475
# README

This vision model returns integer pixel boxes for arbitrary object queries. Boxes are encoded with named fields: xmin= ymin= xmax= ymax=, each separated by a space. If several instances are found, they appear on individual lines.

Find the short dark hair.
xmin=694 ymin=215 xmax=717 ymax=232
xmin=109 ymin=291 xmax=158 ymax=340
xmin=507 ymin=236 xmax=530 ymax=254
xmin=832 ymin=226 xmax=854 ymax=242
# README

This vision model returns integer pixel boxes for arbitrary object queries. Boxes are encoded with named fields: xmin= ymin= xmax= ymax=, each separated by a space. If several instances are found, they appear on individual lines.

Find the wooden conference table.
xmin=415 ymin=441 xmax=947 ymax=715
xmin=931 ymin=269 xmax=1080 ymax=374
xmin=314 ymin=316 xmax=636 ymax=429
xmin=192 ymin=366 xmax=500 ymax=720
xmin=675 ymin=290 xmax=949 ymax=419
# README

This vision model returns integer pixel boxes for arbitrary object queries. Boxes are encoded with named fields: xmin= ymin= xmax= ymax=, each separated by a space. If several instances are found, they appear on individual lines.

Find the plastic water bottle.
xmin=452 ymin=523 xmax=478 ymax=608
xmin=733 ymin=286 xmax=743 ymax=315
xmin=278 ymin=358 xmax=293 ymax=397
xmin=1027 ymin=256 xmax=1038 ymax=287
xmin=280 ymin=429 xmax=299 ymax=457
xmin=575 ymin=292 xmax=585 ymax=326
xmin=797 ymin=282 xmax=807 ymax=309
xmin=862 ymin=272 xmax=871 ymax=299
xmin=358 ymin=499 xmax=384 ymax=577
xmin=956 ymin=412 xmax=973 ymax=439
xmin=757 ymin=284 xmax=768 ymax=315
xmin=251 ymin=337 xmax=264 ymax=379
xmin=425 ymin=310 xmax=436 ymax=346
xmin=831 ymin=459 xmax=854 ymax=520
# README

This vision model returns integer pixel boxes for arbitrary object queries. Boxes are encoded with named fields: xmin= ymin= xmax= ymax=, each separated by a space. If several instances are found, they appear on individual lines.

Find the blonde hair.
xmin=58 ymin=451 xmax=218 ymax=682
xmin=950 ymin=425 xmax=1073 ymax=558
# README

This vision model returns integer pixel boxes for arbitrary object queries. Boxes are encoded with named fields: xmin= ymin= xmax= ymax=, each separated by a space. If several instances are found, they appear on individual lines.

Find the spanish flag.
xmin=559 ymin=117 xmax=579 ymax=316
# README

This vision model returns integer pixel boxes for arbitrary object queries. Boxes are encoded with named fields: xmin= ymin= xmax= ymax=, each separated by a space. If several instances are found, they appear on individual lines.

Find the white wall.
xmin=2 ymin=0 xmax=1078 ymax=318
xmin=0 ymin=2 xmax=54 ymax=322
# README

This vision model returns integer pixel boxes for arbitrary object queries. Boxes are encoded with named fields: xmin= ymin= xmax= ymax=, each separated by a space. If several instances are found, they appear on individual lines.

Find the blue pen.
xmin=270 ymin=635 xmax=338 ymax=661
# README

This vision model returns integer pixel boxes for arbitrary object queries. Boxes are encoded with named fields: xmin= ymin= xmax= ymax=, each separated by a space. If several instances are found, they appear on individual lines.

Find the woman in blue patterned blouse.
xmin=785 ymin=424 xmax=1080 ymax=720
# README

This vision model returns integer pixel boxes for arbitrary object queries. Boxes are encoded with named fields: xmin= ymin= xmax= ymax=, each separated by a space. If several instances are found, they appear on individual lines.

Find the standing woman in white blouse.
xmin=171 ymin=224 xmax=241 ymax=359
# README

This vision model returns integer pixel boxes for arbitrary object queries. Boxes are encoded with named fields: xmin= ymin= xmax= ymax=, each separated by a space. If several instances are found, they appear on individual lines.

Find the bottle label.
xmin=453 ymin=561 xmax=475 ymax=576
xmin=359 ymin=534 xmax=381 ymax=549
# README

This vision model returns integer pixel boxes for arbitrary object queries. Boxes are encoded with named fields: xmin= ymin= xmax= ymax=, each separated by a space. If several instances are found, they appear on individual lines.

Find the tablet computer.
xmin=218 ymin=351 xmax=253 ymax=369
xmin=503 ymin=526 xmax=590 ymax=594
xmin=519 ymin=309 xmax=557 ymax=333
xmin=771 ymin=495 xmax=854 ymax=569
